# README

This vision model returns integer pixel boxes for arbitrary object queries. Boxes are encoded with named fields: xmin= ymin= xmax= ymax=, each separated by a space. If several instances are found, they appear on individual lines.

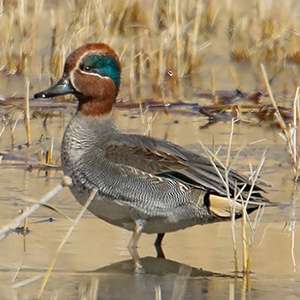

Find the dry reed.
xmin=24 ymin=77 xmax=31 ymax=145
xmin=0 ymin=1 xmax=299 ymax=104
xmin=199 ymin=120 xmax=267 ymax=277
xmin=0 ymin=176 xmax=71 ymax=241
xmin=37 ymin=187 xmax=97 ymax=299
xmin=261 ymin=63 xmax=300 ymax=180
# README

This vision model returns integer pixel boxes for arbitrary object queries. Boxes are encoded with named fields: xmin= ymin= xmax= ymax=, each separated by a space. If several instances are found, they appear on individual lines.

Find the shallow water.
xmin=1 ymin=1 xmax=300 ymax=299
xmin=0 ymin=109 xmax=300 ymax=299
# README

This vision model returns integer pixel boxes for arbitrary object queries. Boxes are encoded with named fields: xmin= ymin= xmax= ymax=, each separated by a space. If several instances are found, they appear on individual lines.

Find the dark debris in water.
xmin=0 ymin=89 xmax=292 ymax=128
xmin=12 ymin=218 xmax=55 ymax=236
xmin=0 ymin=151 xmax=61 ymax=171
xmin=115 ymin=89 xmax=293 ymax=128
xmin=32 ymin=217 xmax=55 ymax=223
xmin=194 ymin=89 xmax=262 ymax=105
xmin=198 ymin=103 xmax=294 ymax=128
xmin=12 ymin=226 xmax=30 ymax=235
xmin=116 ymin=89 xmax=292 ymax=128
xmin=0 ymin=150 xmax=61 ymax=181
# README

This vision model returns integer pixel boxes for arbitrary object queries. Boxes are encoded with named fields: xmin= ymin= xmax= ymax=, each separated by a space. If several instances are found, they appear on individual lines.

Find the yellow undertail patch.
xmin=208 ymin=194 xmax=243 ymax=218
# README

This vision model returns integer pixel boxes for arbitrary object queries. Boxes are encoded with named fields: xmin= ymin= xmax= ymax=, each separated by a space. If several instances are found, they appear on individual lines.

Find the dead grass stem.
xmin=24 ymin=77 xmax=31 ymax=145
xmin=261 ymin=63 xmax=300 ymax=180
xmin=0 ymin=176 xmax=71 ymax=241
xmin=199 ymin=119 xmax=267 ymax=277
xmin=37 ymin=187 xmax=97 ymax=299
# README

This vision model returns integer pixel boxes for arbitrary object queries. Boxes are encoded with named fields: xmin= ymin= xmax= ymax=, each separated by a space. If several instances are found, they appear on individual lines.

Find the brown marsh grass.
xmin=0 ymin=0 xmax=299 ymax=95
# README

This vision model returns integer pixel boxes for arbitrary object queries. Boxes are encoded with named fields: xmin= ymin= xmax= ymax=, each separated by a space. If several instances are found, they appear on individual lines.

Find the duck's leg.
xmin=154 ymin=233 xmax=165 ymax=246
xmin=154 ymin=233 xmax=166 ymax=258
xmin=128 ymin=221 xmax=144 ymax=272
xmin=155 ymin=243 xmax=166 ymax=259
xmin=128 ymin=245 xmax=143 ymax=272
xmin=128 ymin=222 xmax=143 ymax=249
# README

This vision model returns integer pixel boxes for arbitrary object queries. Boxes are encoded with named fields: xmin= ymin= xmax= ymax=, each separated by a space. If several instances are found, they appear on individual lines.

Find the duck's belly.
xmin=69 ymin=186 xmax=212 ymax=234
xmin=70 ymin=186 xmax=136 ymax=230
xmin=142 ymin=215 xmax=202 ymax=234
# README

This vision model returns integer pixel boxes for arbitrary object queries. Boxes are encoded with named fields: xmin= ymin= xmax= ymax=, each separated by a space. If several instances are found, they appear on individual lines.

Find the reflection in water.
xmin=154 ymin=241 xmax=166 ymax=259
xmin=78 ymin=256 xmax=238 ymax=300
xmin=1 ymin=254 xmax=244 ymax=299
xmin=1 ymin=249 xmax=299 ymax=300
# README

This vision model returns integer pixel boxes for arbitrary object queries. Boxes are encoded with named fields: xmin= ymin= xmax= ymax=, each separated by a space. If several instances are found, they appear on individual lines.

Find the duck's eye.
xmin=79 ymin=63 xmax=91 ymax=72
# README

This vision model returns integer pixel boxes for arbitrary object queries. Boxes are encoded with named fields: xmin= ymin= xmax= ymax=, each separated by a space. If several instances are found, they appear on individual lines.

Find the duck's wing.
xmin=105 ymin=134 xmax=189 ymax=173
xmin=105 ymin=133 xmax=268 ymax=202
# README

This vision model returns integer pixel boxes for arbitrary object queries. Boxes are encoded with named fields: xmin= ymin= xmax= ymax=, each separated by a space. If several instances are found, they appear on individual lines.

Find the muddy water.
xmin=0 ymin=105 xmax=299 ymax=300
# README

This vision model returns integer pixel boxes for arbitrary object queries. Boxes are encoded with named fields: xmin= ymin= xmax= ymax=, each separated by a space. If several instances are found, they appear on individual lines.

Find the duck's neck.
xmin=63 ymin=110 xmax=116 ymax=151
xmin=78 ymin=96 xmax=114 ymax=117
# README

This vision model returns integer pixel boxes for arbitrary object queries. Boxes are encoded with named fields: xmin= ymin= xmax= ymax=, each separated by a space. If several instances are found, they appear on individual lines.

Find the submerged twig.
xmin=261 ymin=64 xmax=300 ymax=180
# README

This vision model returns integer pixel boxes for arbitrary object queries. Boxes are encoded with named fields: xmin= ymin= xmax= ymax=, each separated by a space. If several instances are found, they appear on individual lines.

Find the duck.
xmin=34 ymin=43 xmax=271 ymax=252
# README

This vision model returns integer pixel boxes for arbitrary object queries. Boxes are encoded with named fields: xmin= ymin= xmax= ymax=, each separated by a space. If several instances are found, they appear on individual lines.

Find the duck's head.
xmin=34 ymin=43 xmax=121 ymax=116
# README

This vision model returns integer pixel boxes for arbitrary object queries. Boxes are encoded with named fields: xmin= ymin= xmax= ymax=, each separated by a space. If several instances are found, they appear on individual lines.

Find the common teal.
xmin=34 ymin=43 xmax=271 ymax=250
